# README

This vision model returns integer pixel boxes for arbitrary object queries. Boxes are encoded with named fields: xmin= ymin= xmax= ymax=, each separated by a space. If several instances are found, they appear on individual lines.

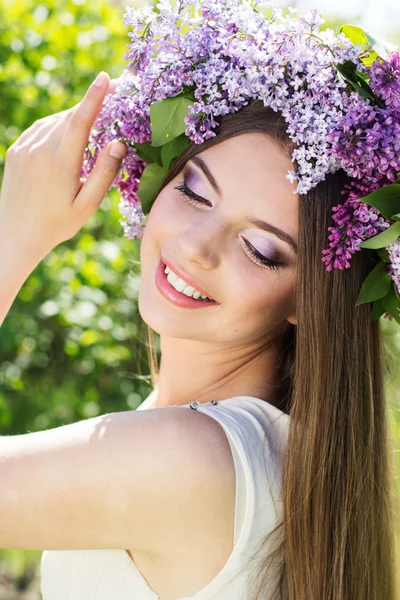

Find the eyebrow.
xmin=188 ymin=156 xmax=297 ymax=255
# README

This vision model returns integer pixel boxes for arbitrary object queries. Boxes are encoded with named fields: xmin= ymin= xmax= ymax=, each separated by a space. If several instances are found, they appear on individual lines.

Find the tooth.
xmin=167 ymin=272 xmax=176 ymax=285
xmin=174 ymin=277 xmax=187 ymax=292
xmin=165 ymin=268 xmax=212 ymax=300
xmin=182 ymin=286 xmax=196 ymax=297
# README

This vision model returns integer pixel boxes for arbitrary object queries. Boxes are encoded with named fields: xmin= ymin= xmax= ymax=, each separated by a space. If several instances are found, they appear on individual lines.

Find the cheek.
xmin=151 ymin=187 xmax=184 ymax=224
xmin=141 ymin=187 xmax=189 ymax=251
xmin=143 ymin=192 xmax=169 ymax=239
xmin=230 ymin=268 xmax=296 ymax=324
xmin=139 ymin=190 xmax=175 ymax=259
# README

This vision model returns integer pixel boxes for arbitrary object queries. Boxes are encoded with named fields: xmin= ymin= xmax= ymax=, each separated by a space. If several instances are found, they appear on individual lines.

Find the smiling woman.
xmin=0 ymin=1 xmax=398 ymax=599
xmin=139 ymin=127 xmax=298 ymax=353
xmin=129 ymin=98 xmax=396 ymax=599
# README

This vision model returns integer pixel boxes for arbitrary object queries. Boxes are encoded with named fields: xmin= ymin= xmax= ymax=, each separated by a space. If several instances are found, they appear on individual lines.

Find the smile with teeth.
xmin=164 ymin=266 xmax=214 ymax=302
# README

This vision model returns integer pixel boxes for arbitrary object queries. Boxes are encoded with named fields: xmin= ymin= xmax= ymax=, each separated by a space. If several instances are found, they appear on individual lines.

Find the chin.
xmin=137 ymin=297 xmax=213 ymax=343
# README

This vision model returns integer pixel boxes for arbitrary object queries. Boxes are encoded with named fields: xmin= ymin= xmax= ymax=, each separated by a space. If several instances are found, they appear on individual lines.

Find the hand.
xmin=0 ymin=72 xmax=126 ymax=258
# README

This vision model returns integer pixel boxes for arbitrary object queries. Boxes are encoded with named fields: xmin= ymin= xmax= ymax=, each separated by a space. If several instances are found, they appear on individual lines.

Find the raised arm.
xmin=0 ymin=73 xmax=126 ymax=327
xmin=0 ymin=222 xmax=44 ymax=327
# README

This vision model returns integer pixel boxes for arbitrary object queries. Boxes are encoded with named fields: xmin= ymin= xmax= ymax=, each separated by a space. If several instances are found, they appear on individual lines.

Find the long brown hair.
xmin=143 ymin=100 xmax=397 ymax=599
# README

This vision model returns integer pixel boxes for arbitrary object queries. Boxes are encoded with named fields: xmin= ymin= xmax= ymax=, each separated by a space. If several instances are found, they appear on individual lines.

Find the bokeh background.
xmin=0 ymin=1 xmax=399 ymax=598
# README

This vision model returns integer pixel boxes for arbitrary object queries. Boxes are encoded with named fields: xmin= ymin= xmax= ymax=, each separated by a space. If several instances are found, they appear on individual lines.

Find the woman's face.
xmin=139 ymin=133 xmax=298 ymax=347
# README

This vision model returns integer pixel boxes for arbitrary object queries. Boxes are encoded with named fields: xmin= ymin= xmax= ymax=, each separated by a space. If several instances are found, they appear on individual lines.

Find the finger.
xmin=30 ymin=90 xmax=106 ymax=150
xmin=17 ymin=76 xmax=117 ymax=151
xmin=13 ymin=108 xmax=74 ymax=149
xmin=57 ymin=72 xmax=111 ymax=173
xmin=92 ymin=80 xmax=117 ymax=122
xmin=59 ymin=78 xmax=117 ymax=127
xmin=14 ymin=83 xmax=115 ymax=156
xmin=12 ymin=74 xmax=117 ymax=155
xmin=107 ymin=79 xmax=119 ymax=96
xmin=9 ymin=74 xmax=117 ymax=155
xmin=72 ymin=140 xmax=126 ymax=220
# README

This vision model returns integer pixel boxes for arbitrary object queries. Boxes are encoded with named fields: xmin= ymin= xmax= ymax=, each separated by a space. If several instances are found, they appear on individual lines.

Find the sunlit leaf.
xmin=150 ymin=95 xmax=194 ymax=147
xmin=359 ymin=221 xmax=400 ymax=249
xmin=355 ymin=262 xmax=392 ymax=306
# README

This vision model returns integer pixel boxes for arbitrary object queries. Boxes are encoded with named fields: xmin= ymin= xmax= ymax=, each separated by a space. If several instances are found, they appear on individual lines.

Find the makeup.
xmin=155 ymin=259 xmax=220 ymax=309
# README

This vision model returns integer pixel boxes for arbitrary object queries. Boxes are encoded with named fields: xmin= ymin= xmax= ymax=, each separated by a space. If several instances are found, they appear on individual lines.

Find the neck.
xmin=153 ymin=334 xmax=284 ymax=409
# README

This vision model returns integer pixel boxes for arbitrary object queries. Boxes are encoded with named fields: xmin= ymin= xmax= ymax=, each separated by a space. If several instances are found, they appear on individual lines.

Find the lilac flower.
xmin=82 ymin=0 xmax=400 ymax=300
xmin=369 ymin=52 xmax=400 ymax=110
xmin=86 ymin=0 xmax=369 ymax=203
xmin=118 ymin=198 xmax=147 ymax=241
xmin=387 ymin=238 xmax=400 ymax=295
xmin=321 ymin=179 xmax=391 ymax=271
xmin=329 ymin=104 xmax=400 ymax=182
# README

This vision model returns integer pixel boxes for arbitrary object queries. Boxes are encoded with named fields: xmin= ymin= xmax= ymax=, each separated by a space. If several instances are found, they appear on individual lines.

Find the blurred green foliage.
xmin=0 ymin=0 xmax=153 ymax=440
xmin=0 ymin=1 xmax=153 ymax=591
xmin=0 ymin=0 xmax=399 ymax=597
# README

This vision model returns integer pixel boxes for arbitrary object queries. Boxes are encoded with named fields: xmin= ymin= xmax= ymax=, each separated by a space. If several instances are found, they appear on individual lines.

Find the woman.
xmin=0 ymin=1 xmax=398 ymax=599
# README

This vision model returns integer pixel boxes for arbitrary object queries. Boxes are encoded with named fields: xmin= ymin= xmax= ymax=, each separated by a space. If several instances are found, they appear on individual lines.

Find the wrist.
xmin=0 ymin=217 xmax=48 ymax=326
xmin=0 ymin=210 xmax=50 ymax=262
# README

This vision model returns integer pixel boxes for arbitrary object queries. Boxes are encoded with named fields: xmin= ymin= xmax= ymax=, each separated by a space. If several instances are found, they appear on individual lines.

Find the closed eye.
xmin=175 ymin=183 xmax=212 ymax=207
xmin=241 ymin=237 xmax=283 ymax=273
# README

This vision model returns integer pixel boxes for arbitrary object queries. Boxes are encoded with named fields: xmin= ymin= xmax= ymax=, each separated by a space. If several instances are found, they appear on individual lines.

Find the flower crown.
xmin=82 ymin=0 xmax=400 ymax=324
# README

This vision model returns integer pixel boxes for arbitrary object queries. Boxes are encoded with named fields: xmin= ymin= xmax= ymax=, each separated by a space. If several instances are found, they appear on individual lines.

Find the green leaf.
xmin=358 ymin=184 xmax=400 ymax=219
xmin=377 ymin=247 xmax=390 ymax=263
xmin=381 ymin=283 xmax=400 ymax=324
xmin=150 ymin=95 xmax=194 ymax=147
xmin=133 ymin=142 xmax=162 ymax=167
xmin=364 ymin=31 xmax=398 ymax=61
xmin=182 ymin=92 xmax=196 ymax=101
xmin=371 ymin=298 xmax=385 ymax=321
xmin=340 ymin=25 xmax=378 ymax=67
xmin=137 ymin=163 xmax=167 ymax=214
xmin=336 ymin=60 xmax=376 ymax=101
xmin=340 ymin=25 xmax=398 ymax=65
xmin=359 ymin=221 xmax=400 ymax=249
xmin=391 ymin=212 xmax=400 ymax=221
xmin=161 ymin=134 xmax=190 ymax=170
xmin=355 ymin=262 xmax=392 ymax=306
xmin=180 ymin=86 xmax=196 ymax=101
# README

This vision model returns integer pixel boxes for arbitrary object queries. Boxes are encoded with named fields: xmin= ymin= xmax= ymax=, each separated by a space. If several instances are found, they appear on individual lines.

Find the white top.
xmin=40 ymin=390 xmax=289 ymax=599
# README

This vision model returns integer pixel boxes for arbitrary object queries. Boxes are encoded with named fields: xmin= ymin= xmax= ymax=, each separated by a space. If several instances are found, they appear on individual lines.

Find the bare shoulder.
xmin=131 ymin=405 xmax=237 ymax=556
xmin=0 ymin=404 xmax=236 ymax=557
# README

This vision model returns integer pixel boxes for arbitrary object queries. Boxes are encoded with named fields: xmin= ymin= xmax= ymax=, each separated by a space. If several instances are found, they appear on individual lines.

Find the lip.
xmin=161 ymin=256 xmax=218 ymax=302
xmin=155 ymin=259 xmax=220 ymax=309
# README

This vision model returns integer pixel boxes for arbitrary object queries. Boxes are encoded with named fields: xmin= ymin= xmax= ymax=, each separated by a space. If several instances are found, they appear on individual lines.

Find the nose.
xmin=174 ymin=220 xmax=222 ymax=271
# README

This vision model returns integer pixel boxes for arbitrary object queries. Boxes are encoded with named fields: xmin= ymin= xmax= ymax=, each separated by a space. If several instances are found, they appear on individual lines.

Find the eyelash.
xmin=175 ymin=182 xmax=212 ymax=207
xmin=174 ymin=182 xmax=283 ymax=273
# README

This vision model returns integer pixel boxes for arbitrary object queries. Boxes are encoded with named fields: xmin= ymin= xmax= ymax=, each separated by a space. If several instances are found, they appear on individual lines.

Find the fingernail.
xmin=92 ymin=71 xmax=107 ymax=88
xmin=109 ymin=141 xmax=126 ymax=159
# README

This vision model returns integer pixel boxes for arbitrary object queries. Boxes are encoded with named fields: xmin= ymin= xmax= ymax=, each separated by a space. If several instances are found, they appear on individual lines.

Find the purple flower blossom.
xmin=85 ymin=0 xmax=369 ymax=210
xmin=82 ymin=0 xmax=400 ymax=315
xmin=329 ymin=104 xmax=400 ymax=182
xmin=369 ymin=52 xmax=400 ymax=110
xmin=387 ymin=238 xmax=400 ymax=295
xmin=321 ymin=179 xmax=392 ymax=271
